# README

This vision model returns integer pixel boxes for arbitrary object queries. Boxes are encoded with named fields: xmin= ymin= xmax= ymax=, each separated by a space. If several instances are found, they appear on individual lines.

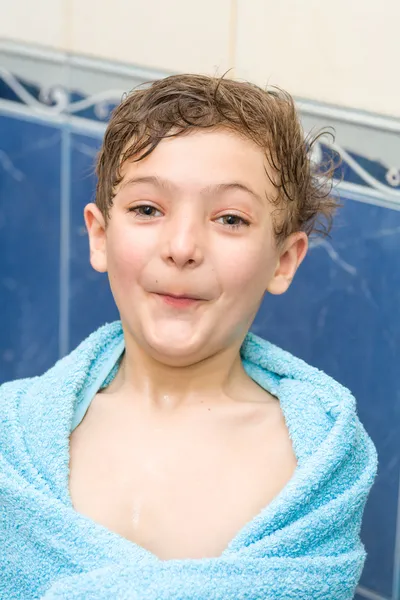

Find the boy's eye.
xmin=128 ymin=205 xmax=162 ymax=218
xmin=128 ymin=207 xmax=249 ymax=229
xmin=216 ymin=214 xmax=250 ymax=229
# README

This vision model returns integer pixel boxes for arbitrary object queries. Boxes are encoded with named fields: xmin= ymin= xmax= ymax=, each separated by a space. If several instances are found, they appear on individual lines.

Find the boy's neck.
xmin=107 ymin=332 xmax=250 ymax=411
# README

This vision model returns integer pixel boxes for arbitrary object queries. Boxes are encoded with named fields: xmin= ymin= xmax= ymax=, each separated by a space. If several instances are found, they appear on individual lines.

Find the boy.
xmin=1 ymin=75 xmax=377 ymax=599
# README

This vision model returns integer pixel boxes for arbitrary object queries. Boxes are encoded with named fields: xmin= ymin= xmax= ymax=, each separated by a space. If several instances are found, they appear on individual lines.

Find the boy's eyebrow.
xmin=201 ymin=182 xmax=264 ymax=205
xmin=119 ymin=176 xmax=264 ymax=204
xmin=119 ymin=176 xmax=173 ymax=192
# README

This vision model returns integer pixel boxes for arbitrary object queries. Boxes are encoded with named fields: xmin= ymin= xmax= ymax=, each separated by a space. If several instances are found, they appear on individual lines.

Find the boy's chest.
xmin=69 ymin=395 xmax=296 ymax=560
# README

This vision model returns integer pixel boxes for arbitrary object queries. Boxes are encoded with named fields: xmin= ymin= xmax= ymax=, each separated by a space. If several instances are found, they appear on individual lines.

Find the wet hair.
xmin=96 ymin=73 xmax=339 ymax=242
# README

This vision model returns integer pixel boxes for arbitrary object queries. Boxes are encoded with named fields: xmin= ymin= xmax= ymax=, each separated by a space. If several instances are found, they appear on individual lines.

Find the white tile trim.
xmin=357 ymin=584 xmax=390 ymax=600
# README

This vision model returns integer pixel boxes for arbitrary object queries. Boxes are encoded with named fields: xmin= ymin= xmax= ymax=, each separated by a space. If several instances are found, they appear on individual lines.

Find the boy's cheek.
xmin=219 ymin=251 xmax=273 ymax=293
xmin=106 ymin=252 xmax=146 ymax=302
xmin=107 ymin=232 xmax=149 ymax=273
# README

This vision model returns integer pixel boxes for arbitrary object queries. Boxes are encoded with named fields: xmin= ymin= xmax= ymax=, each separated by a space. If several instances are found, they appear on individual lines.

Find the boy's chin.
xmin=144 ymin=333 xmax=211 ymax=367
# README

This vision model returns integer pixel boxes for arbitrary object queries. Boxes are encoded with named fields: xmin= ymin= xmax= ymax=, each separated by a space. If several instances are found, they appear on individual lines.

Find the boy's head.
xmin=85 ymin=74 xmax=338 ymax=366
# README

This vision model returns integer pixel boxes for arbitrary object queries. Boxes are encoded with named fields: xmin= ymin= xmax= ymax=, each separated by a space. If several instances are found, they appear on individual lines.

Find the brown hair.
xmin=96 ymin=74 xmax=339 ymax=242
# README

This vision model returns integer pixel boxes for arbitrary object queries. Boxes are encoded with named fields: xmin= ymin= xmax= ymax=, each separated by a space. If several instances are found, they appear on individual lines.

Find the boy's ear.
xmin=266 ymin=232 xmax=308 ymax=295
xmin=84 ymin=203 xmax=108 ymax=273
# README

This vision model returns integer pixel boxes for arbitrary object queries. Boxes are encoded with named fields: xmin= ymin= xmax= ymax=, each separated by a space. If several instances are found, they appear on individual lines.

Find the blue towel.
xmin=0 ymin=321 xmax=377 ymax=599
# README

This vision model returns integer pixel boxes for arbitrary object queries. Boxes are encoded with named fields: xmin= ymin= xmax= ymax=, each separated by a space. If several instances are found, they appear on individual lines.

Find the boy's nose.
xmin=161 ymin=218 xmax=204 ymax=269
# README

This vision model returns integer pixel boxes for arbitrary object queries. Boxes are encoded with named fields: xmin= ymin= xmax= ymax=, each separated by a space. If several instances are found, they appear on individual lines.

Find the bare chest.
xmin=69 ymin=395 xmax=296 ymax=560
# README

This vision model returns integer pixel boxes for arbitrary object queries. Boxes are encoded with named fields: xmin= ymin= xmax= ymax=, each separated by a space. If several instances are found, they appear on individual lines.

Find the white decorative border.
xmin=0 ymin=67 xmax=124 ymax=120
xmin=310 ymin=139 xmax=400 ymax=199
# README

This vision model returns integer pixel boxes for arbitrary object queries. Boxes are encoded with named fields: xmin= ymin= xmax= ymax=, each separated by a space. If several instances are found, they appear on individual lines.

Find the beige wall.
xmin=0 ymin=0 xmax=399 ymax=117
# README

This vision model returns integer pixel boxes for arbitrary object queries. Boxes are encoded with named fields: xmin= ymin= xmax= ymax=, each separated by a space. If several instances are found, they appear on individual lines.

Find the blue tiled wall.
xmin=0 ymin=115 xmax=61 ymax=379
xmin=1 ymin=76 xmax=399 ymax=600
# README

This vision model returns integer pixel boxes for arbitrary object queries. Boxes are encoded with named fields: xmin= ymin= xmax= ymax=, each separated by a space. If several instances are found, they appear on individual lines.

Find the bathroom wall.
xmin=1 ymin=4 xmax=399 ymax=597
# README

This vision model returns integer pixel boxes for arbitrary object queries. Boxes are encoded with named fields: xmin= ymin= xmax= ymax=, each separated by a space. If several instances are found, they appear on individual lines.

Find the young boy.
xmin=1 ymin=75 xmax=377 ymax=599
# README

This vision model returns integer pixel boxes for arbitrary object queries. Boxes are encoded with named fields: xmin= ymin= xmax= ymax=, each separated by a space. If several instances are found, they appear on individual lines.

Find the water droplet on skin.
xmin=162 ymin=395 xmax=173 ymax=408
xmin=131 ymin=499 xmax=143 ymax=529
xmin=132 ymin=508 xmax=141 ymax=528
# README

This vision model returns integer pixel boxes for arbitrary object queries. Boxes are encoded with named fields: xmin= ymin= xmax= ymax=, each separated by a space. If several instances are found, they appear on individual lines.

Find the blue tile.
xmin=252 ymin=198 xmax=400 ymax=597
xmin=69 ymin=132 xmax=118 ymax=351
xmin=0 ymin=114 xmax=61 ymax=383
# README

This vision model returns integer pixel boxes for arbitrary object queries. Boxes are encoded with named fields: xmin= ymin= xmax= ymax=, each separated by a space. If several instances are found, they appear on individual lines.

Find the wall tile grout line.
xmin=357 ymin=584 xmax=391 ymax=600
xmin=59 ymin=58 xmax=73 ymax=358
xmin=228 ymin=0 xmax=237 ymax=76
xmin=59 ymin=122 xmax=71 ymax=358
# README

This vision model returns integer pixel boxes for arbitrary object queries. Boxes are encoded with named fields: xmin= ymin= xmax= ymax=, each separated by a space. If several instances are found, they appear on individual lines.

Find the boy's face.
xmin=85 ymin=129 xmax=307 ymax=366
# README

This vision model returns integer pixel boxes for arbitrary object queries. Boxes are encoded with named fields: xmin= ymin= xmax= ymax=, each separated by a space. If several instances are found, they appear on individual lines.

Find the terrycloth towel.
xmin=0 ymin=321 xmax=377 ymax=599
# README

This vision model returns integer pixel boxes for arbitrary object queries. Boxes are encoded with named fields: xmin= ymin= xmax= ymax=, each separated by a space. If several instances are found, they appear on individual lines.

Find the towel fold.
xmin=0 ymin=321 xmax=377 ymax=599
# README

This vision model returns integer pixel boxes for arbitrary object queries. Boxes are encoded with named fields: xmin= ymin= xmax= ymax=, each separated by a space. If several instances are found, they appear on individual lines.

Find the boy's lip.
xmin=153 ymin=292 xmax=205 ymax=309
xmin=156 ymin=291 xmax=205 ymax=301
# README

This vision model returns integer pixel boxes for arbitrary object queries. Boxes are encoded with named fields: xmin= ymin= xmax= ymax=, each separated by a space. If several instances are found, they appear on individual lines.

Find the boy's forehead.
xmin=117 ymin=129 xmax=274 ymax=192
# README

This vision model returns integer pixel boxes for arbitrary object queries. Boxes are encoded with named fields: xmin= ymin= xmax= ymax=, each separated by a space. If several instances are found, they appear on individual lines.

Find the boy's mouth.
xmin=154 ymin=292 xmax=204 ymax=308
